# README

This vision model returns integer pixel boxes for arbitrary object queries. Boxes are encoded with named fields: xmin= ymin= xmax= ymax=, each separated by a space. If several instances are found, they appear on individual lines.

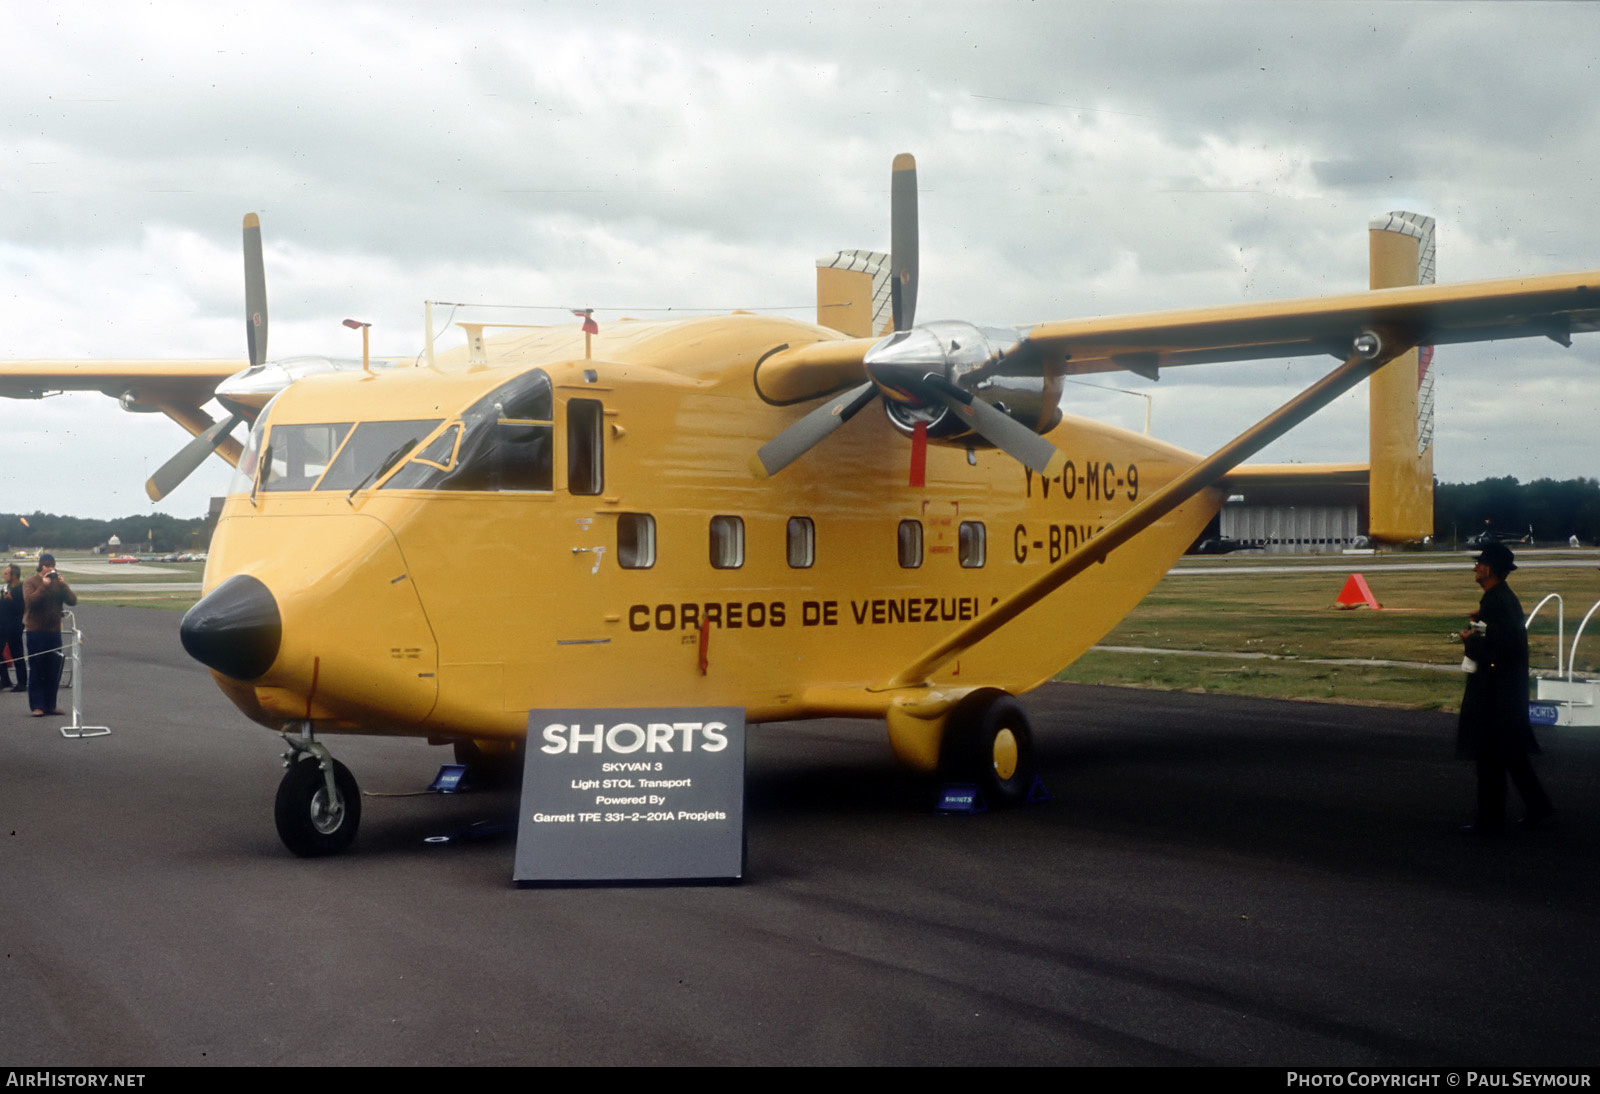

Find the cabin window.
xmin=786 ymin=517 xmax=815 ymax=568
xmin=898 ymin=520 xmax=923 ymax=568
xmin=959 ymin=521 xmax=986 ymax=568
xmin=710 ymin=516 xmax=744 ymax=569
xmin=262 ymin=422 xmax=353 ymax=491
xmin=317 ymin=419 xmax=442 ymax=491
xmin=566 ymin=399 xmax=604 ymax=496
xmin=382 ymin=368 xmax=554 ymax=492
xmin=617 ymin=513 xmax=655 ymax=569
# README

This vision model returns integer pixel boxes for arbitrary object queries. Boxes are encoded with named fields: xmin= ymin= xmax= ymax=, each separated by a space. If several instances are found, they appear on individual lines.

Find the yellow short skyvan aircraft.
xmin=3 ymin=155 xmax=1598 ymax=856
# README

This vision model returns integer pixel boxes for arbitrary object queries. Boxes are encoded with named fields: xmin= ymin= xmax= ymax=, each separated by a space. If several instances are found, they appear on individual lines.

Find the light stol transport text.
xmin=3 ymin=154 xmax=1598 ymax=857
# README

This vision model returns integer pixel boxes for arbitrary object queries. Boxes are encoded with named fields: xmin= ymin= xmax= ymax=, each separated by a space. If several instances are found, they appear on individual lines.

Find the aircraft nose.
xmin=180 ymin=574 xmax=282 ymax=681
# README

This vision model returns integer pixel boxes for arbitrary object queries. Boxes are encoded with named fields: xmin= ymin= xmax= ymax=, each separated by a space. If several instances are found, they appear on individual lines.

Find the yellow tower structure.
xmin=1367 ymin=211 xmax=1436 ymax=543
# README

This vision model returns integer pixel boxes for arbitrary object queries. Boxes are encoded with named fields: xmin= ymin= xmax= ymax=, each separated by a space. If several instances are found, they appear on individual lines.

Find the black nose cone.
xmin=181 ymin=574 xmax=281 ymax=681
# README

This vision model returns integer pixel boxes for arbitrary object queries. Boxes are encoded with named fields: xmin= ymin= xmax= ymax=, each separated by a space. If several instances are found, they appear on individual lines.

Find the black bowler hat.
xmin=1472 ymin=542 xmax=1518 ymax=574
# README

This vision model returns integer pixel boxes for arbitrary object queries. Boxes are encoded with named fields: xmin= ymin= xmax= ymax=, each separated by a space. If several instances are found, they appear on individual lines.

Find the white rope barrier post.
xmin=58 ymin=610 xmax=110 ymax=739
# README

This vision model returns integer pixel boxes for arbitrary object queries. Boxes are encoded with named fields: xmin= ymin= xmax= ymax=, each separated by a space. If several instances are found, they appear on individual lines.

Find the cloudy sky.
xmin=3 ymin=0 xmax=1596 ymax=519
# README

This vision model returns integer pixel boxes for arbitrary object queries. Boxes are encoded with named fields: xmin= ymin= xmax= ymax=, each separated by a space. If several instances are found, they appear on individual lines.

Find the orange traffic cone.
xmin=1333 ymin=573 xmax=1381 ymax=610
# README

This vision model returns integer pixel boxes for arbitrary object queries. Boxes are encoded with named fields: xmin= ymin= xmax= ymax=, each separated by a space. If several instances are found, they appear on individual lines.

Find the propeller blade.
xmin=751 ymin=382 xmax=878 ymax=478
xmin=889 ymin=153 xmax=918 ymax=331
xmin=145 ymin=414 xmax=244 ymax=502
xmin=927 ymin=380 xmax=1064 ymax=478
xmin=243 ymin=213 xmax=268 ymax=368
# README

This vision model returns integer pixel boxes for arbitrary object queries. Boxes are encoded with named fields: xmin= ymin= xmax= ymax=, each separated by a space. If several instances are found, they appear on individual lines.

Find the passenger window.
xmin=898 ymin=520 xmax=923 ymax=569
xmin=567 ymin=399 xmax=604 ymax=496
xmin=262 ymin=423 xmax=353 ymax=491
xmin=959 ymin=521 xmax=986 ymax=568
xmin=710 ymin=516 xmax=744 ymax=569
xmin=786 ymin=517 xmax=815 ymax=569
xmin=617 ymin=513 xmax=655 ymax=569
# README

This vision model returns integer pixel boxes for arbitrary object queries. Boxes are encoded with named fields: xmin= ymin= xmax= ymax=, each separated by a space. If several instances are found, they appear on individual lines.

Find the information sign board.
xmin=514 ymin=707 xmax=746 ymax=883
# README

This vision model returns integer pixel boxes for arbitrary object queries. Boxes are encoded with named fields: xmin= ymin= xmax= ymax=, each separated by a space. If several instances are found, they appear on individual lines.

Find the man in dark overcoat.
xmin=1457 ymin=542 xmax=1553 ymax=834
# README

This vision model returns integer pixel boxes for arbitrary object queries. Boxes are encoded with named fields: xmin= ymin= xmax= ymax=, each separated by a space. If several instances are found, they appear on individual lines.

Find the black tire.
xmin=940 ymin=689 xmax=1036 ymax=808
xmin=274 ymin=755 xmax=361 ymax=857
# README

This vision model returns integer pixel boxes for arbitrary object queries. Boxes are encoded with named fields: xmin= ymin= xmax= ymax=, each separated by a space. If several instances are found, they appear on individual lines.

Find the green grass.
xmin=1057 ymin=650 xmax=1462 ymax=709
xmin=1056 ymin=557 xmax=1600 ymax=710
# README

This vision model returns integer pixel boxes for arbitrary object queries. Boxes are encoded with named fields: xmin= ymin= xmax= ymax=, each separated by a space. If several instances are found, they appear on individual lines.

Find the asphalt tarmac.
xmin=2 ymin=606 xmax=1597 ymax=1066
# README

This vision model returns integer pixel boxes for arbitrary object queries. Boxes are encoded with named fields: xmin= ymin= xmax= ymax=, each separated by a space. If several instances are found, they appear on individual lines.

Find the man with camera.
xmin=23 ymin=553 xmax=77 ymax=717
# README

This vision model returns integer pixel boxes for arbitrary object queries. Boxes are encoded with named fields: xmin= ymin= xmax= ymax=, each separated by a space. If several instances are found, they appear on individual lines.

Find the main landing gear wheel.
xmin=275 ymin=755 xmax=361 ymax=857
xmin=941 ymin=688 xmax=1037 ymax=808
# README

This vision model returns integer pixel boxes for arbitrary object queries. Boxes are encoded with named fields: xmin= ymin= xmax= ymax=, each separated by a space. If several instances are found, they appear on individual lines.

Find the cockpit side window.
xmin=410 ymin=425 xmax=461 ymax=470
xmin=383 ymin=369 xmax=555 ymax=493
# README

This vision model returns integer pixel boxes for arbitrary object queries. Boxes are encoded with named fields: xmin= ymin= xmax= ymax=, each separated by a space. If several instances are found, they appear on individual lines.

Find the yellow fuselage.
xmin=200 ymin=314 xmax=1220 ymax=754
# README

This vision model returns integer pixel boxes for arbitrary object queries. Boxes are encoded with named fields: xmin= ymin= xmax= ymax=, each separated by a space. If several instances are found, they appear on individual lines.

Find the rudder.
xmin=1368 ymin=211 xmax=1436 ymax=544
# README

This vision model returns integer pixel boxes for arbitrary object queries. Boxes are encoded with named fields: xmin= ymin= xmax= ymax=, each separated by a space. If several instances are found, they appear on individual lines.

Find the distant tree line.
xmin=1435 ymin=477 xmax=1600 ymax=546
xmin=3 ymin=479 xmax=1596 ymax=552
xmin=0 ymin=512 xmax=216 ymax=553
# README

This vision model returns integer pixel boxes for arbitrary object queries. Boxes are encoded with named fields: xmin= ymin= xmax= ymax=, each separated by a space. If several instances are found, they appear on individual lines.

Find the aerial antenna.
xmin=343 ymin=319 xmax=372 ymax=376
xmin=573 ymin=309 xmax=599 ymax=359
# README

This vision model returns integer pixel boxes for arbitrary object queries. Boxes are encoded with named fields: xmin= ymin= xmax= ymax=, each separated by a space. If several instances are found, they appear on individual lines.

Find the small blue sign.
xmin=936 ymin=784 xmax=986 ymax=814
xmin=1529 ymin=703 xmax=1561 ymax=726
xmin=428 ymin=763 xmax=468 ymax=793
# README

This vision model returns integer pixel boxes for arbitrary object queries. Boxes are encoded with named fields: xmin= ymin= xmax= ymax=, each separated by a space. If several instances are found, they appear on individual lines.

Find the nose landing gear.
xmin=275 ymin=727 xmax=361 ymax=857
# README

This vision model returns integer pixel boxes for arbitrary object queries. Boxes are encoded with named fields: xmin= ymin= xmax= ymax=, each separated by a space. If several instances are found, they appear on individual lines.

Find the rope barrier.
xmin=3 ymin=635 xmax=83 ymax=664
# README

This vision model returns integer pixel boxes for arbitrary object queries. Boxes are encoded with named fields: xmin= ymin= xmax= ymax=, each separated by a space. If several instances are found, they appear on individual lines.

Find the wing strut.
xmin=881 ymin=329 xmax=1412 ymax=691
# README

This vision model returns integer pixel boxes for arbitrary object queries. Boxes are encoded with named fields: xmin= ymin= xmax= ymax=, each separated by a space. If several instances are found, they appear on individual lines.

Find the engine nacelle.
xmin=864 ymin=321 xmax=1062 ymax=443
xmin=215 ymin=355 xmax=408 ymax=417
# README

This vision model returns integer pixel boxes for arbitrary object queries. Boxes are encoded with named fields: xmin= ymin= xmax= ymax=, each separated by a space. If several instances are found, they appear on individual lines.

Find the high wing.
xmin=1015 ymin=269 xmax=1600 ymax=378
xmin=0 ymin=359 xmax=242 ymax=408
xmin=0 ymin=358 xmax=252 ymax=500
xmin=758 ymin=269 xmax=1600 ymax=399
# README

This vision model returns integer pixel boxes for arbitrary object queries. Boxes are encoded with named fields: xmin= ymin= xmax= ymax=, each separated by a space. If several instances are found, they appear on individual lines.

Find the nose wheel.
xmin=275 ymin=738 xmax=361 ymax=857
